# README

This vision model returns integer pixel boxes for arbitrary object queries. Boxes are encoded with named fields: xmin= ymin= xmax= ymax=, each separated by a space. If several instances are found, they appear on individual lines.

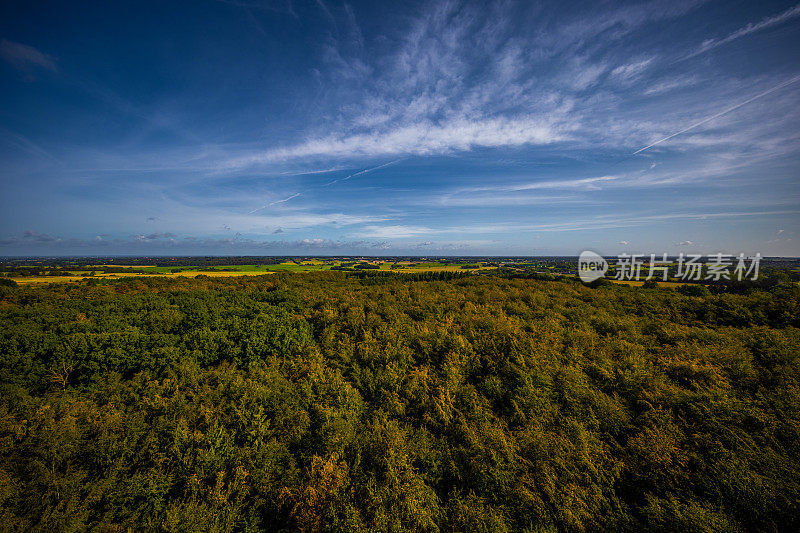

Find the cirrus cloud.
xmin=0 ymin=39 xmax=57 ymax=72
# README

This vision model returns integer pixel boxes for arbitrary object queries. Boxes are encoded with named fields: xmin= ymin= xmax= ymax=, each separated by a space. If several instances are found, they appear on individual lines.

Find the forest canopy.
xmin=0 ymin=272 xmax=798 ymax=531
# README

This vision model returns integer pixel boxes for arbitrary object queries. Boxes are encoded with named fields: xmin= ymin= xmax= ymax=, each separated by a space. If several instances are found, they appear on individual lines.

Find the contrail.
xmin=324 ymin=159 xmax=403 ymax=187
xmin=248 ymin=192 xmax=301 ymax=214
xmin=633 ymin=75 xmax=800 ymax=155
xmin=687 ymin=3 xmax=800 ymax=58
xmin=269 ymin=192 xmax=301 ymax=206
xmin=246 ymin=158 xmax=403 ymax=215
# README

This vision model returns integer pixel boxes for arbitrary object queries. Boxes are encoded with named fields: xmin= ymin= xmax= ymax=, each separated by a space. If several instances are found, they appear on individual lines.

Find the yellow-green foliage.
xmin=0 ymin=273 xmax=798 ymax=531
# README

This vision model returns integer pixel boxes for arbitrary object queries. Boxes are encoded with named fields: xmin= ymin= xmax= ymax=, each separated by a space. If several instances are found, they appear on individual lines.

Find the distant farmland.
xmin=7 ymin=260 xmax=494 ymax=284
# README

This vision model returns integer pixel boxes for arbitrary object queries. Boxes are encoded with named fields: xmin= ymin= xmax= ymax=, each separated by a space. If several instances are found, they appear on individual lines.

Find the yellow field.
xmin=9 ymin=276 xmax=85 ymax=284
xmin=10 ymin=271 xmax=276 ymax=284
xmin=89 ymin=264 xmax=157 ymax=268
xmin=10 ymin=264 xmax=497 ymax=284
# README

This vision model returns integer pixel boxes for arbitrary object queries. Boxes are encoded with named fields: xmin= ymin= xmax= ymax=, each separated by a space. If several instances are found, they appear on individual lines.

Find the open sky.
xmin=1 ymin=0 xmax=799 ymax=256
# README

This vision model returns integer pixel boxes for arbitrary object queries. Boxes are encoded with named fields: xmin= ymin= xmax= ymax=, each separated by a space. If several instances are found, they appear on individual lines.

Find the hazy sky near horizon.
xmin=1 ymin=0 xmax=799 ymax=256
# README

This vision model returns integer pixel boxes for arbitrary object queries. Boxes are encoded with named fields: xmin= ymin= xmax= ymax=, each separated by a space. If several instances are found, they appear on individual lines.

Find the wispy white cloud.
xmin=565 ymin=59 xmax=608 ymax=91
xmin=354 ymin=225 xmax=436 ymax=239
xmin=507 ymin=175 xmax=621 ymax=192
xmin=0 ymin=39 xmax=57 ymax=72
xmin=450 ymin=175 xmax=620 ymax=196
xmin=690 ymin=3 xmax=800 ymax=57
xmin=435 ymin=193 xmax=579 ymax=208
xmin=5 ymin=1 xmax=799 ymax=256
xmin=433 ymin=210 xmax=799 ymax=235
xmin=234 ymin=211 xmax=387 ymax=231
xmin=643 ymin=75 xmax=698 ymax=95
xmin=57 ymin=1 xmax=797 ymax=179
xmin=611 ymin=58 xmax=653 ymax=80
xmin=209 ymin=1 xmax=798 ymax=171
xmin=0 ymin=128 xmax=60 ymax=163
xmin=225 ymin=117 xmax=565 ymax=167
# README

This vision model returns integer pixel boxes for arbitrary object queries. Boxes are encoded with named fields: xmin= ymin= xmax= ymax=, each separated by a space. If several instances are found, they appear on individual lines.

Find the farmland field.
xmin=7 ymin=259 xmax=495 ymax=284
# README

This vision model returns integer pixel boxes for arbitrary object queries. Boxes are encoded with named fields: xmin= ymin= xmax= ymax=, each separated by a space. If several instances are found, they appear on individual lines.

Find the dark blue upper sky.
xmin=1 ymin=0 xmax=799 ymax=255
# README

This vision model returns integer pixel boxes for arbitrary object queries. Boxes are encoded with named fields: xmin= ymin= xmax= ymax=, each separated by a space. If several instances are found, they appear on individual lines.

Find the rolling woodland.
xmin=0 ymin=272 xmax=798 ymax=531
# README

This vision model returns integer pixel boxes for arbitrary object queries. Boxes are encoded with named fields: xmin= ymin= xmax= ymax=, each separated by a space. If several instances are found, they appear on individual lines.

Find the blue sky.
xmin=1 ymin=0 xmax=799 ymax=256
